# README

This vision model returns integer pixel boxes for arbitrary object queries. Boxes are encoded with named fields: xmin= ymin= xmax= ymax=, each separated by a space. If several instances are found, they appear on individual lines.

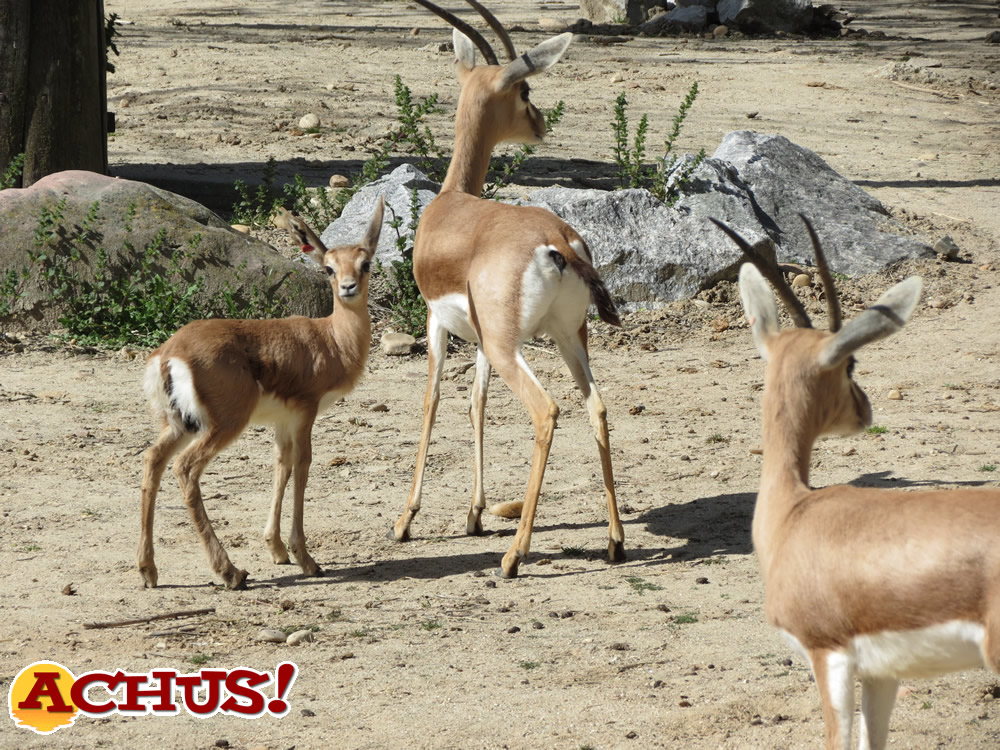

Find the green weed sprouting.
xmin=483 ymin=100 xmax=565 ymax=199
xmin=2 ymin=153 xmax=25 ymax=190
xmin=611 ymin=82 xmax=706 ymax=205
xmin=378 ymin=188 xmax=428 ymax=337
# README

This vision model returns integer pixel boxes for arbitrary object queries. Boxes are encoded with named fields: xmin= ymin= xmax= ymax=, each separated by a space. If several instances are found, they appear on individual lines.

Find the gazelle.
xmin=389 ymin=1 xmax=625 ymax=578
xmin=716 ymin=215 xmax=1000 ymax=750
xmin=137 ymin=197 xmax=385 ymax=590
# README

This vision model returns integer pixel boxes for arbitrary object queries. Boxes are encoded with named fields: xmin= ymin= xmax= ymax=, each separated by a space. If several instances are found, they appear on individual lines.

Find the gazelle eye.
xmin=325 ymin=266 xmax=335 ymax=277
xmin=520 ymin=82 xmax=530 ymax=102
xmin=361 ymin=260 xmax=371 ymax=274
xmin=846 ymin=356 xmax=856 ymax=377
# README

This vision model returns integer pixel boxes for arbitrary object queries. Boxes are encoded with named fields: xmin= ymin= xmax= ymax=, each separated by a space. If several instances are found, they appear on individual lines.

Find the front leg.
xmin=264 ymin=425 xmax=294 ymax=565
xmin=391 ymin=313 xmax=448 ymax=541
xmin=287 ymin=416 xmax=322 ymax=577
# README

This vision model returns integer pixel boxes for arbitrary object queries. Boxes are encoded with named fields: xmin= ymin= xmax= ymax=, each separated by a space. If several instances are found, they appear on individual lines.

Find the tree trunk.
xmin=0 ymin=0 xmax=107 ymax=188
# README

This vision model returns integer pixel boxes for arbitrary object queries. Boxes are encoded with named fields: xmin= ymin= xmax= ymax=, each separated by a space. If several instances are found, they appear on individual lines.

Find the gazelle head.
xmin=712 ymin=216 xmax=923 ymax=440
xmin=413 ymin=0 xmax=572 ymax=146
xmin=281 ymin=196 xmax=384 ymax=307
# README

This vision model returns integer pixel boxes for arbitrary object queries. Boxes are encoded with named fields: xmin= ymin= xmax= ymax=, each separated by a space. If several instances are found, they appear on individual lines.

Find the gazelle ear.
xmin=818 ymin=276 xmax=923 ymax=369
xmin=453 ymin=28 xmax=477 ymax=71
xmin=495 ymin=32 xmax=572 ymax=91
xmin=360 ymin=194 xmax=385 ymax=259
xmin=739 ymin=263 xmax=781 ymax=361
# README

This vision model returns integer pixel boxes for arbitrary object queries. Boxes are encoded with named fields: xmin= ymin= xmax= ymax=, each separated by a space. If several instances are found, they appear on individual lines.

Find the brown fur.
xmin=137 ymin=206 xmax=382 ymax=590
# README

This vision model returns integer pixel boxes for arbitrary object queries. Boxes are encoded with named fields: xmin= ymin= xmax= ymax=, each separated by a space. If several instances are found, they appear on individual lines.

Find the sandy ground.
xmin=2 ymin=1 xmax=1000 ymax=748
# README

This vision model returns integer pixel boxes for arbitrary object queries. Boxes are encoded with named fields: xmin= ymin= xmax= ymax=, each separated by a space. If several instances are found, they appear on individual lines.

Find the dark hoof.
xmin=305 ymin=566 xmax=325 ymax=578
xmin=227 ymin=570 xmax=249 ymax=590
xmin=494 ymin=565 xmax=518 ymax=579
xmin=608 ymin=540 xmax=627 ymax=563
xmin=386 ymin=527 xmax=410 ymax=542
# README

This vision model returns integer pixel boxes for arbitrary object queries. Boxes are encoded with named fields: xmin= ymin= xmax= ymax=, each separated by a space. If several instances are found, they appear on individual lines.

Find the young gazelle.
xmin=138 ymin=197 xmax=384 ymax=590
xmin=716 ymin=216 xmax=1000 ymax=750
xmin=390 ymin=1 xmax=625 ymax=578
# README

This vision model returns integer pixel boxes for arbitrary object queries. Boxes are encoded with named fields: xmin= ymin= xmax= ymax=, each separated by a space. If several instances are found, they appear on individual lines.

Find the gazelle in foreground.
xmin=716 ymin=215 xmax=1000 ymax=750
xmin=390 ymin=1 xmax=625 ymax=577
xmin=137 ymin=197 xmax=385 ymax=590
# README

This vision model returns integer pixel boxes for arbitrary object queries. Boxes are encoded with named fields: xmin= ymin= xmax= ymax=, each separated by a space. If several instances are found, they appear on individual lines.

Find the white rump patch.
xmin=427 ymin=292 xmax=478 ymax=343
xmin=519 ymin=244 xmax=589 ymax=339
xmin=147 ymin=357 xmax=206 ymax=433
xmin=852 ymin=621 xmax=986 ymax=679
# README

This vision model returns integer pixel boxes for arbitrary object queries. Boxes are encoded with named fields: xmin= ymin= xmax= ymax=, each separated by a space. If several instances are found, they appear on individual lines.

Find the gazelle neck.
xmin=440 ymin=117 xmax=494 ymax=195
xmin=328 ymin=295 xmax=371 ymax=364
xmin=754 ymin=372 xmax=816 ymax=561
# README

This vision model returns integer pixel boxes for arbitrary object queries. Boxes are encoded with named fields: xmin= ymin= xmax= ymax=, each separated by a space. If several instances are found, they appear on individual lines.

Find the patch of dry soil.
xmin=2 ymin=1 xmax=1000 ymax=748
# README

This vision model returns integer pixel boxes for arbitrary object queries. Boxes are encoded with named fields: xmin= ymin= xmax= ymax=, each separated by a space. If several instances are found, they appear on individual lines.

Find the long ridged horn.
xmin=410 ymin=0 xmax=500 ymax=66
xmin=709 ymin=217 xmax=813 ymax=329
xmin=799 ymin=214 xmax=843 ymax=333
xmin=462 ymin=0 xmax=516 ymax=61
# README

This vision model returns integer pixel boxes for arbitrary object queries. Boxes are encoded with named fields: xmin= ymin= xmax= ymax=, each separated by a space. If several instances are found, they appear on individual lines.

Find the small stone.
xmin=329 ymin=174 xmax=350 ymax=188
xmin=695 ymin=576 xmax=709 ymax=584
xmin=410 ymin=27 xmax=420 ymax=36
xmin=888 ymin=389 xmax=902 ymax=401
xmin=986 ymin=30 xmax=1000 ymax=44
xmin=934 ymin=235 xmax=960 ymax=260
xmin=927 ymin=298 xmax=948 ymax=309
xmin=679 ymin=699 xmax=692 ymax=708
xmin=231 ymin=224 xmax=251 ymax=234
xmin=711 ymin=317 xmax=729 ymax=332
xmin=62 ymin=583 xmax=76 ymax=596
xmin=713 ymin=24 xmax=729 ymax=37
xmin=842 ymin=446 xmax=856 ymax=456
xmin=791 ymin=273 xmax=812 ymax=287
xmin=287 ymin=629 xmax=315 ymax=646
xmin=370 ymin=403 xmax=389 ymax=412
xmin=610 ymin=73 xmax=624 ymax=83
xmin=215 ymin=741 xmax=230 ymax=748
xmin=298 ymin=113 xmax=320 ymax=130
xmin=256 ymin=628 xmax=288 ymax=644
xmin=538 ymin=17 xmax=568 ymax=31
xmin=301 ymin=708 xmax=316 ymax=717
xmin=532 ymin=621 xmax=545 ymax=630
xmin=507 ymin=626 xmax=521 ymax=634
xmin=381 ymin=331 xmax=416 ymax=356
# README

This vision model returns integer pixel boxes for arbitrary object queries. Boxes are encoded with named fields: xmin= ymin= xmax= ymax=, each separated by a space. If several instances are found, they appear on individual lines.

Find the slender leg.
xmin=287 ymin=415 xmax=321 ymax=577
xmin=264 ymin=424 xmax=294 ymax=564
xmin=466 ymin=346 xmax=491 ymax=535
xmin=391 ymin=312 xmax=448 ymax=541
xmin=553 ymin=324 xmax=625 ymax=561
xmin=811 ymin=648 xmax=855 ymax=750
xmin=137 ymin=422 xmax=192 ymax=588
xmin=859 ymin=677 xmax=898 ymax=750
xmin=173 ymin=428 xmax=248 ymax=590
xmin=487 ymin=346 xmax=559 ymax=579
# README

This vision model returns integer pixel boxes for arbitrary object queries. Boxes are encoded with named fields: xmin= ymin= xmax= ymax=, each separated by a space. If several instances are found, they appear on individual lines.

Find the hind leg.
xmin=466 ymin=347 xmax=492 ymax=535
xmin=811 ymin=648 xmax=856 ymax=750
xmin=286 ymin=413 xmax=322 ymax=577
xmin=137 ymin=421 xmax=192 ymax=588
xmin=173 ymin=427 xmax=248 ymax=589
xmin=859 ymin=677 xmax=897 ymax=750
xmin=552 ymin=324 xmax=625 ymax=562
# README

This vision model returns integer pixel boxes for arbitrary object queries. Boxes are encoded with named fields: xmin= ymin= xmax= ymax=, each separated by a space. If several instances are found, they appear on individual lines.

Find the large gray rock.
xmin=325 ymin=131 xmax=932 ymax=313
xmin=321 ymin=164 xmax=437 ymax=267
xmin=579 ymin=0 xmax=661 ymax=24
xmin=713 ymin=131 xmax=933 ymax=273
xmin=662 ymin=5 xmax=711 ymax=31
xmin=526 ymin=159 xmax=766 ymax=307
xmin=0 ymin=171 xmax=330 ymax=332
xmin=717 ymin=0 xmax=814 ymax=33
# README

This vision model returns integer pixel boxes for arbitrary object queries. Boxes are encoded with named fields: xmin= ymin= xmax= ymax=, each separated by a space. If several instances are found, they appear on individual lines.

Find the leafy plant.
xmin=979 ymin=464 xmax=997 ymax=473
xmin=483 ymin=101 xmax=565 ymax=199
xmin=2 ymin=153 xmax=25 ymax=190
xmin=420 ymin=620 xmax=442 ymax=631
xmin=611 ymin=82 xmax=706 ymax=205
xmin=672 ymin=613 xmax=698 ymax=625
xmin=626 ymin=575 xmax=663 ymax=595
xmin=379 ymin=188 xmax=428 ymax=336
xmin=865 ymin=425 xmax=888 ymax=435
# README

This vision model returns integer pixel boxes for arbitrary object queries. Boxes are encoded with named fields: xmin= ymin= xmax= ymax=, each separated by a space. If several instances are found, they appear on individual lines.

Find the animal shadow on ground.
xmin=636 ymin=490 xmax=755 ymax=562
xmin=851 ymin=470 xmax=993 ymax=489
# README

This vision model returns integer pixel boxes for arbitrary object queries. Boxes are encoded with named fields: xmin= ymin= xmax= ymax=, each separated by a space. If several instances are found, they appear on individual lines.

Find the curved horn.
xmin=799 ymin=214 xmax=843 ymax=333
xmin=463 ymin=0 xmax=516 ymax=61
xmin=411 ymin=0 xmax=499 ymax=66
xmin=709 ymin=217 xmax=813 ymax=329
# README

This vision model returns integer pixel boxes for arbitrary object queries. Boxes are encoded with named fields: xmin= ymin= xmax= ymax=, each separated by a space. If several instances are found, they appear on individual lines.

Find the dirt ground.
xmin=3 ymin=1 xmax=1000 ymax=748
